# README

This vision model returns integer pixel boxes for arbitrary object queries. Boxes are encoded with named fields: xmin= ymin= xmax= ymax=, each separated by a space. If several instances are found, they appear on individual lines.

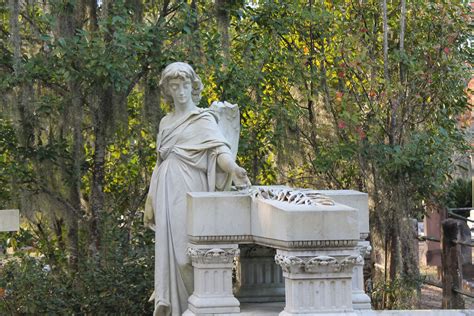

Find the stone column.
xmin=184 ymin=244 xmax=240 ymax=315
xmin=275 ymin=249 xmax=359 ymax=316
xmin=352 ymin=240 xmax=372 ymax=310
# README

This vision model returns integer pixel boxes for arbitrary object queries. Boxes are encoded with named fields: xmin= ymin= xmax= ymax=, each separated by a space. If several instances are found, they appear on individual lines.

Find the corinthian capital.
xmin=187 ymin=247 xmax=240 ymax=264
xmin=275 ymin=253 xmax=362 ymax=274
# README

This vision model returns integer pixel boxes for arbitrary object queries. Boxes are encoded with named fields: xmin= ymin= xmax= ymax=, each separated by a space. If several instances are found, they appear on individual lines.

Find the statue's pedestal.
xmin=184 ymin=244 xmax=240 ymax=315
xmin=185 ymin=187 xmax=372 ymax=315
xmin=276 ymin=249 xmax=358 ymax=316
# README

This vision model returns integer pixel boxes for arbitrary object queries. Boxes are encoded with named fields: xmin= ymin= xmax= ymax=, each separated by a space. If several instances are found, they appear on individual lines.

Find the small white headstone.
xmin=0 ymin=209 xmax=19 ymax=232
xmin=468 ymin=209 xmax=474 ymax=229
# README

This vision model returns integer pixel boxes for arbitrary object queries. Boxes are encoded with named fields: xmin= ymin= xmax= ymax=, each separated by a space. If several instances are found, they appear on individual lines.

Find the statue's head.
xmin=159 ymin=62 xmax=203 ymax=105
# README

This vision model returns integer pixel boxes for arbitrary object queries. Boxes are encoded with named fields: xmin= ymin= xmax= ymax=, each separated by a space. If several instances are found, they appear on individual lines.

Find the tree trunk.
xmin=9 ymin=0 xmax=20 ymax=75
xmin=389 ymin=216 xmax=400 ymax=281
xmin=89 ymin=89 xmax=110 ymax=257
xmin=396 ymin=0 xmax=406 ymax=144
xmin=144 ymin=79 xmax=163 ymax=134
xmin=49 ymin=0 xmax=87 ymax=268
xmin=88 ymin=0 xmax=98 ymax=30
xmin=308 ymin=0 xmax=317 ymax=148
xmin=126 ymin=0 xmax=143 ymax=22
xmin=381 ymin=0 xmax=389 ymax=84
xmin=67 ymin=82 xmax=84 ymax=268
xmin=189 ymin=0 xmax=204 ymax=63
xmin=9 ymin=0 xmax=34 ymax=147
xmin=215 ymin=0 xmax=231 ymax=67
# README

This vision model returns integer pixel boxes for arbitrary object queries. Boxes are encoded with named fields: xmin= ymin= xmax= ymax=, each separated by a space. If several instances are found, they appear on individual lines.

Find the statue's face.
xmin=168 ymin=77 xmax=193 ymax=108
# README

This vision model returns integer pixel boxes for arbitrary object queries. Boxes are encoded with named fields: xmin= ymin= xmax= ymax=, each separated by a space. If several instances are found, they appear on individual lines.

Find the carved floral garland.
xmin=275 ymin=253 xmax=363 ymax=273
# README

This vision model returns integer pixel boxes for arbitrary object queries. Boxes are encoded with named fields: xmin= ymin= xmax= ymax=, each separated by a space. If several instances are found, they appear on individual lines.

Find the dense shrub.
xmin=0 ymin=249 xmax=153 ymax=315
xmin=444 ymin=178 xmax=472 ymax=217
xmin=0 ymin=212 xmax=154 ymax=315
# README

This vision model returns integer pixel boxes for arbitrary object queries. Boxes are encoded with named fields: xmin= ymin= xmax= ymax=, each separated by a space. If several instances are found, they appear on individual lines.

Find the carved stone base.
xmin=185 ymin=244 xmax=240 ymax=315
xmin=184 ymin=295 xmax=240 ymax=315
xmin=279 ymin=311 xmax=357 ymax=316
xmin=282 ymin=272 xmax=355 ymax=314
xmin=276 ymin=249 xmax=359 ymax=316
xmin=352 ymin=292 xmax=372 ymax=310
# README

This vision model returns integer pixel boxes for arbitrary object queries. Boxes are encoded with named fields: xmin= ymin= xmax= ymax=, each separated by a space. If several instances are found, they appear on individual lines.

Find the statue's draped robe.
xmin=146 ymin=109 xmax=232 ymax=316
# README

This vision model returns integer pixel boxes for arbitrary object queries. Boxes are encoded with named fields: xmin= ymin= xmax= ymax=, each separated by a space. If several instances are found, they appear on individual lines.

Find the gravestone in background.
xmin=0 ymin=209 xmax=19 ymax=256
xmin=0 ymin=209 xmax=19 ymax=232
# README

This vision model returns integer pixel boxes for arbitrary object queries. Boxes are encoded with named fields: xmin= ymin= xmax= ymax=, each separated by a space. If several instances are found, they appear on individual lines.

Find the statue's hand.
xmin=144 ymin=211 xmax=155 ymax=231
xmin=233 ymin=166 xmax=251 ymax=190
xmin=144 ymin=195 xmax=156 ymax=231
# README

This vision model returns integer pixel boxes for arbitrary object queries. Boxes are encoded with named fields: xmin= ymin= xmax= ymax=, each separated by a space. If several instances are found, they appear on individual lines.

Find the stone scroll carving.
xmin=275 ymin=253 xmax=362 ymax=273
xmin=274 ymin=254 xmax=304 ymax=273
xmin=358 ymin=243 xmax=372 ymax=257
xmin=250 ymin=187 xmax=335 ymax=206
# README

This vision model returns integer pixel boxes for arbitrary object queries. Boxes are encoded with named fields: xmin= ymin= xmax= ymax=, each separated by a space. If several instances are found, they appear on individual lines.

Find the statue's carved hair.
xmin=159 ymin=62 xmax=203 ymax=105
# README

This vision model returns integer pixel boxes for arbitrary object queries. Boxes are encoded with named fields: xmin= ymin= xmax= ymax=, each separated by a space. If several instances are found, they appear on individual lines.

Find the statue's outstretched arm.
xmin=217 ymin=153 xmax=251 ymax=188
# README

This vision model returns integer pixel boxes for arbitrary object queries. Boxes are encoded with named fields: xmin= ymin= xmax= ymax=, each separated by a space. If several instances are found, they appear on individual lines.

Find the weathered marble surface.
xmin=313 ymin=189 xmax=370 ymax=239
xmin=251 ymin=197 xmax=359 ymax=245
xmin=187 ymin=191 xmax=251 ymax=242
xmin=187 ymin=190 xmax=359 ymax=245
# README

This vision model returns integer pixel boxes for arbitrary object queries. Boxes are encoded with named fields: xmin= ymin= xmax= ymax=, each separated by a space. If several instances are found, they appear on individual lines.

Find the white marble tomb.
xmin=184 ymin=186 xmax=371 ymax=316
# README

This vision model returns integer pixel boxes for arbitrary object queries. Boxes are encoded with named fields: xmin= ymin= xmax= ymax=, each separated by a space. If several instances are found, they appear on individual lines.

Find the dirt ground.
xmin=420 ymin=284 xmax=474 ymax=309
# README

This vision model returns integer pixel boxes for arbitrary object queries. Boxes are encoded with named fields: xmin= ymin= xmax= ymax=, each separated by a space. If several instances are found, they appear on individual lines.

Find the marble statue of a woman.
xmin=144 ymin=62 xmax=250 ymax=316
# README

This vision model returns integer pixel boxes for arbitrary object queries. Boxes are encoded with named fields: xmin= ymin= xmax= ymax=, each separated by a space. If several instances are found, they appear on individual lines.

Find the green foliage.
xmin=0 ymin=212 xmax=154 ymax=315
xmin=445 ymin=178 xmax=472 ymax=209
xmin=371 ymin=274 xmax=424 ymax=310
xmin=0 ymin=250 xmax=153 ymax=315
xmin=443 ymin=178 xmax=472 ymax=218
xmin=0 ymin=119 xmax=18 ymax=203
xmin=0 ymin=255 xmax=74 ymax=314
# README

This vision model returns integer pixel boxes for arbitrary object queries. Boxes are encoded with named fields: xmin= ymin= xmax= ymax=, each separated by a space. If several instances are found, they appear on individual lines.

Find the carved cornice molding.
xmin=275 ymin=254 xmax=363 ymax=274
xmin=288 ymin=240 xmax=357 ymax=248
xmin=189 ymin=235 xmax=253 ymax=244
xmin=187 ymin=247 xmax=240 ymax=264
xmin=189 ymin=235 xmax=358 ymax=250
xmin=253 ymin=236 xmax=358 ymax=250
